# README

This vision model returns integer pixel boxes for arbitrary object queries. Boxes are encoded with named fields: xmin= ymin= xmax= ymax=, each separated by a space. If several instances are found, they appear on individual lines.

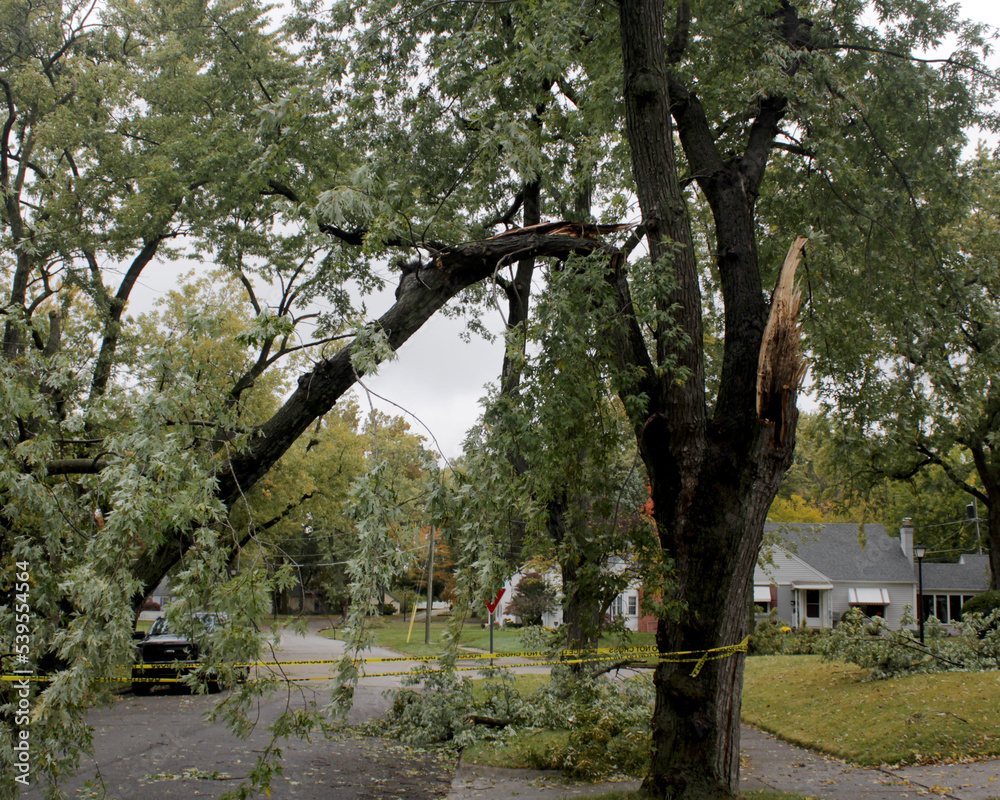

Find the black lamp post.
xmin=914 ymin=543 xmax=926 ymax=644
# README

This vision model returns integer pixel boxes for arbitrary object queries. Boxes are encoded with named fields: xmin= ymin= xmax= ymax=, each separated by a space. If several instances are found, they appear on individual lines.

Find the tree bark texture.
xmin=559 ymin=544 xmax=606 ymax=663
xmin=617 ymin=0 xmax=804 ymax=797
xmin=497 ymin=181 xmax=540 ymax=563
xmin=988 ymin=508 xmax=1000 ymax=591
xmin=548 ymin=497 xmax=606 ymax=664
xmin=500 ymin=180 xmax=540 ymax=396
xmin=969 ymin=447 xmax=1000 ymax=590
xmin=982 ymin=481 xmax=1000 ymax=591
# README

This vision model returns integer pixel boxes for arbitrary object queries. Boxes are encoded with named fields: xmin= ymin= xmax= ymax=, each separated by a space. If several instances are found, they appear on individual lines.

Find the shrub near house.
xmin=749 ymin=611 xmax=830 ymax=655
xmin=961 ymin=590 xmax=1000 ymax=619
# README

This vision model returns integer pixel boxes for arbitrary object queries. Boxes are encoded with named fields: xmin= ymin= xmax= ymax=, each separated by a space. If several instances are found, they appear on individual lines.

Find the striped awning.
xmin=848 ymin=587 xmax=891 ymax=605
xmin=753 ymin=586 xmax=772 ymax=603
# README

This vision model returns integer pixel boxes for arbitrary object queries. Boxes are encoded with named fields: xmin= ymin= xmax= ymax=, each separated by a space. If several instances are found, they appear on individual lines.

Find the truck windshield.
xmin=146 ymin=614 xmax=220 ymax=636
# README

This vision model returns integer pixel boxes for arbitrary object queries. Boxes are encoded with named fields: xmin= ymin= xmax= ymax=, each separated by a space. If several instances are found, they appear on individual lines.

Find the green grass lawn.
xmin=320 ymin=615 xmax=656 ymax=658
xmin=319 ymin=616 xmax=529 ymax=657
xmin=742 ymin=655 xmax=1000 ymax=766
xmin=462 ymin=655 xmax=1000 ymax=775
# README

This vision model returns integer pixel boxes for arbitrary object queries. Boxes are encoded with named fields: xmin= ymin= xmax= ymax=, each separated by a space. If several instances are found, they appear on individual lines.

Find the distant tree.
xmin=809 ymin=151 xmax=1000 ymax=585
xmin=768 ymin=414 xmax=979 ymax=555
xmin=505 ymin=572 xmax=558 ymax=626
xmin=767 ymin=494 xmax=827 ymax=523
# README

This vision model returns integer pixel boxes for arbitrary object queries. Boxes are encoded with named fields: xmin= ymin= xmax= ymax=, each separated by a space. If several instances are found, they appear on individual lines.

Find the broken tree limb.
xmin=134 ymin=226 xmax=622 ymax=605
xmin=757 ymin=236 xmax=808 ymax=447
xmin=468 ymin=714 xmax=510 ymax=729
xmin=589 ymin=658 xmax=652 ymax=678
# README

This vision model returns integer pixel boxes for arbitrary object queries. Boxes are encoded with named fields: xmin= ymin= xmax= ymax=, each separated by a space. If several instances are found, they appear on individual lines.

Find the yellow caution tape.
xmin=129 ymin=639 xmax=742 ymax=668
xmin=2 ymin=637 xmax=748 ymax=683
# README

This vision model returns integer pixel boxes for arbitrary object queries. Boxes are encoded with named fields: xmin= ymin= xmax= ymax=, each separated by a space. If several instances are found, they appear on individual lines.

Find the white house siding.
xmin=498 ymin=569 xmax=563 ymax=627
xmin=499 ymin=569 xmax=643 ymax=631
xmin=827 ymin=581 xmax=916 ymax=629
xmin=608 ymin=589 xmax=642 ymax=632
xmin=756 ymin=551 xmax=832 ymax=627
xmin=756 ymin=550 xmax=831 ymax=586
xmin=764 ymin=580 xmax=915 ymax=630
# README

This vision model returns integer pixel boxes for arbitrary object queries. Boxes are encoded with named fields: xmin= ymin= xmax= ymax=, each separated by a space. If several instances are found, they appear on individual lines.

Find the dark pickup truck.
xmin=132 ymin=612 xmax=229 ymax=695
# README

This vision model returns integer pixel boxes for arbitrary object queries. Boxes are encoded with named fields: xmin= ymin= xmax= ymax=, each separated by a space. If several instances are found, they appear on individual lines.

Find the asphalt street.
xmin=16 ymin=624 xmax=1000 ymax=800
xmin=18 ymin=623 xmax=454 ymax=800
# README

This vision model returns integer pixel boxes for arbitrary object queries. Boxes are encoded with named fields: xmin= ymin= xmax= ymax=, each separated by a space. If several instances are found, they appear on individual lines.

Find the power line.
xmin=914 ymin=517 xmax=973 ymax=529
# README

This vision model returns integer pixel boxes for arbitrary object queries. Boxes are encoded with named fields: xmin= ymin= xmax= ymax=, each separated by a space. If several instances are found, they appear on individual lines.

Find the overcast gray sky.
xmin=353 ymin=285 xmax=505 ymax=462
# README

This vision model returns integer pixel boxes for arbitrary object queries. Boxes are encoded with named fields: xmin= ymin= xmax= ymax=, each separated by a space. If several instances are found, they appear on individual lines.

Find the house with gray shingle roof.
xmin=754 ymin=522 xmax=920 ymax=629
xmin=754 ymin=520 xmax=991 ymax=630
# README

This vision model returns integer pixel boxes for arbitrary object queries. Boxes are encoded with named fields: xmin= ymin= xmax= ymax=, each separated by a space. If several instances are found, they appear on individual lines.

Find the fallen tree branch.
xmin=468 ymin=714 xmax=510 ymax=729
xmin=555 ymin=658 xmax=653 ymax=699
xmin=589 ymin=658 xmax=651 ymax=678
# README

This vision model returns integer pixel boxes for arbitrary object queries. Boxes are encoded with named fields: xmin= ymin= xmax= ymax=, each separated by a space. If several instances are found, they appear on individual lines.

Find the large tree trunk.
xmin=985 ymin=496 xmax=999 ymax=591
xmin=970 ymin=450 xmax=1000 ymax=590
xmin=989 ymin=513 xmax=1000 ymax=591
xmin=616 ymin=0 xmax=806 ymax=796
xmin=559 ymin=546 xmax=604 ymax=662
xmin=547 ymin=498 xmax=605 ymax=665
xmin=640 ymin=437 xmax=793 ymax=798
xmin=497 ymin=180 xmax=540 ymax=564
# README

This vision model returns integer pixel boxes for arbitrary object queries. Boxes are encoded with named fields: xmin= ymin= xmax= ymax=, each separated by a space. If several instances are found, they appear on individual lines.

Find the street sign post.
xmin=486 ymin=588 xmax=506 ymax=655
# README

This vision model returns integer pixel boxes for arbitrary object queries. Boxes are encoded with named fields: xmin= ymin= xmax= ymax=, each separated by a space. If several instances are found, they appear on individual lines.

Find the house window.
xmin=805 ymin=589 xmax=820 ymax=619
xmin=922 ymin=593 xmax=977 ymax=624
xmin=627 ymin=595 xmax=638 ymax=616
xmin=950 ymin=595 xmax=963 ymax=621
xmin=611 ymin=595 xmax=624 ymax=617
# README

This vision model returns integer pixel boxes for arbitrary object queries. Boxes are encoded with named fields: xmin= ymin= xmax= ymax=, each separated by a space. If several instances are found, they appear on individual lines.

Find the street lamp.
xmin=914 ymin=543 xmax=926 ymax=644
